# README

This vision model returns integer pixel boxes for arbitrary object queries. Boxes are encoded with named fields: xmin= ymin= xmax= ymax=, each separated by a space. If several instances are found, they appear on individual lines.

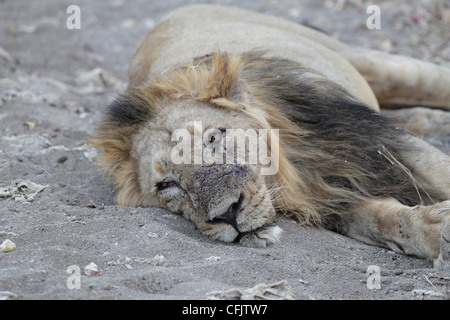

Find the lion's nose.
xmin=211 ymin=194 xmax=244 ymax=231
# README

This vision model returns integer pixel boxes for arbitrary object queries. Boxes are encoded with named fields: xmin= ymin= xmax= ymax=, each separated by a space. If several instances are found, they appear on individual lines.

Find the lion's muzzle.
xmin=209 ymin=193 xmax=245 ymax=232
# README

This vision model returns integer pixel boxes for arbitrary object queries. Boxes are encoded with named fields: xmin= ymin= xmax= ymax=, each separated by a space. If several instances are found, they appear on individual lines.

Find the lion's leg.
xmin=381 ymin=107 xmax=450 ymax=142
xmin=283 ymin=26 xmax=450 ymax=110
xmin=341 ymin=48 xmax=450 ymax=110
xmin=343 ymin=198 xmax=450 ymax=268
xmin=397 ymin=134 xmax=450 ymax=202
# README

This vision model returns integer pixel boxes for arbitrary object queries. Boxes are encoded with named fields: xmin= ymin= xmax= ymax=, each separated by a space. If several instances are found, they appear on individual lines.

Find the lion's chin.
xmin=236 ymin=224 xmax=283 ymax=248
xmin=204 ymin=223 xmax=283 ymax=248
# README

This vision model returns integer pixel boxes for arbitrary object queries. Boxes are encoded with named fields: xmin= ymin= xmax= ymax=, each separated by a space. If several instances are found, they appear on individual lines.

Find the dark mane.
xmin=238 ymin=53 xmax=423 ymax=226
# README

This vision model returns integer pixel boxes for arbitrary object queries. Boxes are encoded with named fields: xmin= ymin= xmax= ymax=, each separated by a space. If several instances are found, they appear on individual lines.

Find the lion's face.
xmin=132 ymin=101 xmax=282 ymax=247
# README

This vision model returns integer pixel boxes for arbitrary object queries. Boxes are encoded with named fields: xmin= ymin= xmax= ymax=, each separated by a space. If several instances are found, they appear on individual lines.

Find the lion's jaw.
xmin=131 ymin=102 xmax=282 ymax=247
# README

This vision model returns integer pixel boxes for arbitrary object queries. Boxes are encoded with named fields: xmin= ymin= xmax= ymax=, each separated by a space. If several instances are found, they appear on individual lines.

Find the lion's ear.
xmin=104 ymin=88 xmax=158 ymax=128
xmin=185 ymin=53 xmax=245 ymax=107
xmin=209 ymin=53 xmax=242 ymax=99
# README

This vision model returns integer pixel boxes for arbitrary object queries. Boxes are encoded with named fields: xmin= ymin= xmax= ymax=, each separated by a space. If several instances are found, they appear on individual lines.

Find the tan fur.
xmin=92 ymin=5 xmax=450 ymax=268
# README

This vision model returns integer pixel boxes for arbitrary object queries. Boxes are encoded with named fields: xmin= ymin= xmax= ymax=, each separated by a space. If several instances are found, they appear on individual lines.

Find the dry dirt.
xmin=0 ymin=0 xmax=449 ymax=300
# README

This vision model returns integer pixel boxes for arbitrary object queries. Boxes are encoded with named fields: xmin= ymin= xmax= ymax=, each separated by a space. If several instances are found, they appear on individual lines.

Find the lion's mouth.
xmin=208 ymin=194 xmax=271 ymax=235
xmin=209 ymin=193 xmax=245 ymax=231
xmin=205 ymin=195 xmax=280 ymax=247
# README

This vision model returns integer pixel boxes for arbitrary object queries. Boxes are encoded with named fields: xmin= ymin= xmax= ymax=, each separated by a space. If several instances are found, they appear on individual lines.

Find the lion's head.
xmin=92 ymin=53 xmax=296 ymax=247
xmin=130 ymin=98 xmax=282 ymax=247
xmin=92 ymin=52 xmax=418 ymax=247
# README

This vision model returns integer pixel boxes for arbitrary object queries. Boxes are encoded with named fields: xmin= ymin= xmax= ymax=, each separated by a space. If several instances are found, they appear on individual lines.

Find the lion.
xmin=91 ymin=4 xmax=450 ymax=268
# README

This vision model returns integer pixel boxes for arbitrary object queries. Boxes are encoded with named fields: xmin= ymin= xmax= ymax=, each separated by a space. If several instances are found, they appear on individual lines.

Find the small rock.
xmin=0 ymin=291 xmax=17 ymax=300
xmin=24 ymin=121 xmax=36 ymax=130
xmin=0 ymin=180 xmax=48 ymax=202
xmin=0 ymin=47 xmax=14 ymax=64
xmin=87 ymin=199 xmax=96 ymax=208
xmin=205 ymin=256 xmax=221 ymax=261
xmin=147 ymin=232 xmax=158 ymax=238
xmin=153 ymin=254 xmax=166 ymax=266
xmin=207 ymin=280 xmax=295 ymax=300
xmin=57 ymin=156 xmax=68 ymax=164
xmin=84 ymin=262 xmax=102 ymax=276
xmin=298 ymin=278 xmax=309 ymax=285
xmin=399 ymin=283 xmax=415 ymax=292
xmin=412 ymin=289 xmax=446 ymax=299
xmin=0 ymin=239 xmax=16 ymax=252
xmin=121 ymin=18 xmax=137 ymax=28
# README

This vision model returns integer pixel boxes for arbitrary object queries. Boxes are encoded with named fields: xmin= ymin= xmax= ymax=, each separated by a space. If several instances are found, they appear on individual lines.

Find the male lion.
xmin=92 ymin=5 xmax=450 ymax=268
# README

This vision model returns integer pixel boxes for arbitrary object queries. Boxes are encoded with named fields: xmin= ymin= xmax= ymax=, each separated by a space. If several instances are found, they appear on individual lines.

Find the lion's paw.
xmin=237 ymin=224 xmax=283 ymax=248
xmin=433 ymin=211 xmax=450 ymax=270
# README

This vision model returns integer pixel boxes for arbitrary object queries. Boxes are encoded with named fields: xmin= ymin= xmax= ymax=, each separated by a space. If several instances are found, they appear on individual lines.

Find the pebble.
xmin=84 ymin=262 xmax=102 ymax=276
xmin=399 ymin=283 xmax=415 ymax=291
xmin=153 ymin=254 xmax=167 ymax=266
xmin=205 ymin=256 xmax=221 ymax=261
xmin=0 ymin=239 xmax=16 ymax=252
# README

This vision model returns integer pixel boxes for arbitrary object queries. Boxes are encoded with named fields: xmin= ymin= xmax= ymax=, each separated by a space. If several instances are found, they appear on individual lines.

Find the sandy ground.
xmin=0 ymin=0 xmax=449 ymax=300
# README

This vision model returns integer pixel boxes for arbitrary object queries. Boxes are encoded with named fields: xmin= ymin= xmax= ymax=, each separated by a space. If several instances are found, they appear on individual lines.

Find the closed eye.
xmin=156 ymin=181 xmax=177 ymax=191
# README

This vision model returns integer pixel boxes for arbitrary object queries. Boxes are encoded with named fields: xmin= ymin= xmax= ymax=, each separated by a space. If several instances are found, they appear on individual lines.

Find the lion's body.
xmin=93 ymin=5 xmax=450 ymax=268
xmin=129 ymin=5 xmax=379 ymax=109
